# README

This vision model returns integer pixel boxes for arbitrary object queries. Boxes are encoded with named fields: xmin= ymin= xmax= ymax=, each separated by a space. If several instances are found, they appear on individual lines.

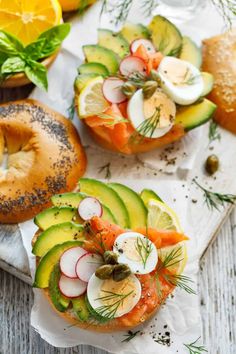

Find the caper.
xmin=122 ymin=82 xmax=137 ymax=98
xmin=112 ymin=264 xmax=131 ymax=282
xmin=103 ymin=250 xmax=118 ymax=265
xmin=95 ymin=264 xmax=114 ymax=280
xmin=142 ymin=80 xmax=158 ymax=99
xmin=205 ymin=154 xmax=219 ymax=175
xmin=149 ymin=70 xmax=161 ymax=85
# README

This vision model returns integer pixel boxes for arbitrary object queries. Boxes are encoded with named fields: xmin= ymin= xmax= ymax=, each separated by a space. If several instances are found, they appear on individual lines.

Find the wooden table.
xmin=0 ymin=88 xmax=235 ymax=354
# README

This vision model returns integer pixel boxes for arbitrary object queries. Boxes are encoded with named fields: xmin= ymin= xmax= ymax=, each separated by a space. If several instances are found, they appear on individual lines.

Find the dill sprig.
xmin=211 ymin=0 xmax=236 ymax=28
xmin=84 ymin=221 xmax=107 ymax=253
xmin=95 ymin=289 xmax=134 ymax=320
xmin=129 ymin=106 xmax=161 ymax=144
xmin=208 ymin=120 xmax=221 ymax=145
xmin=157 ymin=246 xmax=183 ymax=272
xmin=101 ymin=0 xmax=134 ymax=25
xmin=173 ymin=68 xmax=200 ymax=86
xmin=97 ymin=112 xmax=128 ymax=126
xmin=142 ymin=0 xmax=159 ymax=17
xmin=184 ymin=337 xmax=208 ymax=354
xmin=162 ymin=273 xmax=196 ymax=295
xmin=135 ymin=236 xmax=153 ymax=268
xmin=98 ymin=162 xmax=111 ymax=179
xmin=122 ymin=330 xmax=140 ymax=342
xmin=67 ymin=98 xmax=75 ymax=120
xmin=193 ymin=179 xmax=236 ymax=211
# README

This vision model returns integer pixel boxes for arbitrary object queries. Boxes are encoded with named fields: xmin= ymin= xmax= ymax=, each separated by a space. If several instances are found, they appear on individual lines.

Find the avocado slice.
xmin=34 ymin=206 xmax=79 ymax=231
xmin=51 ymin=192 xmax=117 ymax=224
xmin=108 ymin=182 xmax=147 ymax=229
xmin=175 ymin=98 xmax=217 ymax=131
xmin=148 ymin=15 xmax=182 ymax=56
xmin=79 ymin=178 xmax=130 ymax=228
xmin=34 ymin=240 xmax=82 ymax=288
xmin=49 ymin=263 xmax=70 ymax=312
xmin=179 ymin=36 xmax=202 ymax=69
xmin=120 ymin=23 xmax=150 ymax=43
xmin=98 ymin=29 xmax=129 ymax=58
xmin=72 ymin=296 xmax=90 ymax=321
xmin=201 ymin=72 xmax=214 ymax=97
xmin=83 ymin=45 xmax=119 ymax=74
xmin=32 ymin=222 xmax=84 ymax=257
xmin=140 ymin=189 xmax=163 ymax=206
xmin=78 ymin=62 xmax=109 ymax=76
xmin=74 ymin=73 xmax=99 ymax=93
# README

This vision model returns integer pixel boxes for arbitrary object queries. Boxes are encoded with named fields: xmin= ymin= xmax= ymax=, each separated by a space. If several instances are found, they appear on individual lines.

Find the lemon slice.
xmin=0 ymin=0 xmax=62 ymax=45
xmin=147 ymin=199 xmax=182 ymax=232
xmin=158 ymin=242 xmax=187 ymax=275
xmin=78 ymin=76 xmax=110 ymax=118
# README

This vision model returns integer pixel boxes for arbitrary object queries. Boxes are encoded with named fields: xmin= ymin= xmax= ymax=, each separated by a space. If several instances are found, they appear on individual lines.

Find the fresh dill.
xmin=67 ymin=98 xmax=75 ymax=120
xmin=84 ymin=221 xmax=107 ymax=253
xmin=211 ymin=0 xmax=236 ymax=28
xmin=95 ymin=289 xmax=134 ymax=320
xmin=193 ymin=179 xmax=236 ymax=211
xmin=142 ymin=0 xmax=159 ymax=17
xmin=122 ymin=330 xmax=141 ymax=342
xmin=157 ymin=246 xmax=183 ymax=272
xmin=98 ymin=162 xmax=111 ymax=179
xmin=208 ymin=120 xmax=221 ymax=145
xmin=162 ymin=273 xmax=196 ymax=294
xmin=100 ymin=0 xmax=134 ymax=25
xmin=135 ymin=236 xmax=153 ymax=268
xmin=129 ymin=106 xmax=161 ymax=144
xmin=184 ymin=336 xmax=208 ymax=354
xmin=172 ymin=68 xmax=200 ymax=86
xmin=97 ymin=112 xmax=128 ymax=126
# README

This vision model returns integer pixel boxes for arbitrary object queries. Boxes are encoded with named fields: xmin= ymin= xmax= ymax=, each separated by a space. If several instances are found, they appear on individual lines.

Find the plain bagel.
xmin=0 ymin=99 xmax=86 ymax=223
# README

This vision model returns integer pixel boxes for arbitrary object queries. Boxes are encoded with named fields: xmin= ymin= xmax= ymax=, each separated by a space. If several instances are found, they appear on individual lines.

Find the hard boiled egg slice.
xmin=113 ymin=232 xmax=158 ymax=274
xmin=158 ymin=56 xmax=204 ymax=105
xmin=87 ymin=273 xmax=141 ymax=318
xmin=127 ymin=89 xmax=176 ymax=138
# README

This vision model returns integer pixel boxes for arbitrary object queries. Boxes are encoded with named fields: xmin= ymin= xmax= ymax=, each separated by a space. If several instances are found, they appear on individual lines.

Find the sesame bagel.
xmin=0 ymin=99 xmax=86 ymax=223
xmin=202 ymin=29 xmax=236 ymax=134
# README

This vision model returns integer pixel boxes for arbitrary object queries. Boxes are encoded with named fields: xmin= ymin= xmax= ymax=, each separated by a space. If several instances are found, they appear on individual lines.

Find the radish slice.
xmin=130 ymin=39 xmax=156 ymax=54
xmin=78 ymin=197 xmax=103 ymax=221
xmin=75 ymin=253 xmax=103 ymax=282
xmin=60 ymin=247 xmax=87 ymax=278
xmin=59 ymin=275 xmax=87 ymax=298
xmin=119 ymin=56 xmax=147 ymax=77
xmin=103 ymin=77 xmax=127 ymax=104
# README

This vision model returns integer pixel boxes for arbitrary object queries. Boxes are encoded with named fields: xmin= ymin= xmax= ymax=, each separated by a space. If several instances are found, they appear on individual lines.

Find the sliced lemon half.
xmin=78 ymin=76 xmax=109 ymax=118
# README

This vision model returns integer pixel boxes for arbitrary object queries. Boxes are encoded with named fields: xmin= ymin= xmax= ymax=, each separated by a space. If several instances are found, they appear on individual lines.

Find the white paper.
xmin=20 ymin=179 xmax=201 ymax=353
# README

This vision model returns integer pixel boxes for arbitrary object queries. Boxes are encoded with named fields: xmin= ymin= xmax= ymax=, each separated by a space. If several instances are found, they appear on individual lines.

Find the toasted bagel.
xmin=202 ymin=29 xmax=236 ymax=134
xmin=0 ymin=99 xmax=86 ymax=223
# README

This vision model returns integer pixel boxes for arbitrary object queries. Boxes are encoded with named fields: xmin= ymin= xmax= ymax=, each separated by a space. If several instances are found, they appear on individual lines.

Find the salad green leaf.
xmin=25 ymin=61 xmax=48 ymax=91
xmin=1 ymin=57 xmax=25 ymax=74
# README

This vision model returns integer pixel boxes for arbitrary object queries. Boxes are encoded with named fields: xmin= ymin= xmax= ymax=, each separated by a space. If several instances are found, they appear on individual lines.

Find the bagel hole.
xmin=0 ymin=126 xmax=35 ymax=179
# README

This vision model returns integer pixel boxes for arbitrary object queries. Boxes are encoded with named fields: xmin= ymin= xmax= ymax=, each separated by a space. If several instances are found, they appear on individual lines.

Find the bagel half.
xmin=0 ymin=99 xmax=86 ymax=223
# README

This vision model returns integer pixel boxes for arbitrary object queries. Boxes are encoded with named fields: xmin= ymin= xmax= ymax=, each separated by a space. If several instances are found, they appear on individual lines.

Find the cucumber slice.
xmin=83 ymin=45 xmax=119 ymax=74
xmin=148 ymin=15 xmax=182 ymax=56
xmin=98 ymin=29 xmax=129 ymax=58
xmin=78 ymin=62 xmax=109 ymax=76
xmin=120 ymin=23 xmax=150 ymax=43
xmin=179 ymin=36 xmax=202 ymax=69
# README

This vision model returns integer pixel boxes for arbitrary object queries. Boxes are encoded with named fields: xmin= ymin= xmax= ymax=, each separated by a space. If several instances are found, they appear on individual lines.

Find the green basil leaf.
xmin=0 ymin=31 xmax=24 ymax=55
xmin=25 ymin=61 xmax=48 ymax=91
xmin=25 ymin=23 xmax=71 ymax=60
xmin=0 ymin=52 xmax=8 ymax=66
xmin=1 ymin=57 xmax=25 ymax=74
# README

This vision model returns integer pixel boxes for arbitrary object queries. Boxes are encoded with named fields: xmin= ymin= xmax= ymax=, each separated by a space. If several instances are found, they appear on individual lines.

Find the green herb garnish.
xmin=208 ymin=120 xmax=221 ymax=145
xmin=98 ymin=162 xmax=111 ymax=179
xmin=157 ymin=246 xmax=183 ymax=272
xmin=162 ymin=273 xmax=196 ymax=294
xmin=129 ymin=106 xmax=162 ymax=144
xmin=67 ymin=98 xmax=75 ymax=120
xmin=0 ymin=23 xmax=70 ymax=90
xmin=94 ymin=289 xmax=134 ymax=320
xmin=135 ymin=236 xmax=153 ymax=268
xmin=97 ymin=112 xmax=128 ymax=126
xmin=122 ymin=330 xmax=141 ymax=342
xmin=193 ymin=179 xmax=236 ymax=211
xmin=184 ymin=337 xmax=208 ymax=354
